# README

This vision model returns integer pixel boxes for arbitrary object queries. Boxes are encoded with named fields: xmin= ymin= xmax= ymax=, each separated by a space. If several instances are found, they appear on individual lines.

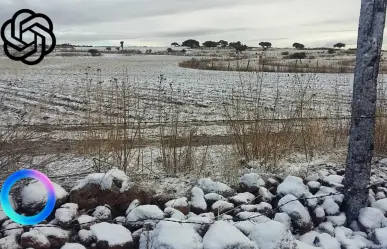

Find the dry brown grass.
xmin=179 ymin=55 xmax=387 ymax=74
xmin=71 ymin=67 xmax=387 ymax=181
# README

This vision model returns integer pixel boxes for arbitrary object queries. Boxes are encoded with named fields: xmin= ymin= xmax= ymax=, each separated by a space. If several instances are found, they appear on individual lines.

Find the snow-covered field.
xmin=0 ymin=53 xmax=382 ymax=181
xmin=0 ymin=54 xmax=358 ymax=127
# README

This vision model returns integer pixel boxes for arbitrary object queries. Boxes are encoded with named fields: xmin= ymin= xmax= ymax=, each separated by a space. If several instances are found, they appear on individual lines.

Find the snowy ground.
xmin=0 ymin=50 xmax=385 ymax=187
xmin=0 ymin=55 xmax=359 ymax=127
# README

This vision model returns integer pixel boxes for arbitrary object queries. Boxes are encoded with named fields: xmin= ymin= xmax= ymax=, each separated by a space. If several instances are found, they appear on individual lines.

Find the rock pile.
xmin=1 ymin=165 xmax=387 ymax=249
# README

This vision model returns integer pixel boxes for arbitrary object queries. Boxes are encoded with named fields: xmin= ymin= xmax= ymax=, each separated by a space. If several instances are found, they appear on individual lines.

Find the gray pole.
xmin=344 ymin=0 xmax=387 ymax=224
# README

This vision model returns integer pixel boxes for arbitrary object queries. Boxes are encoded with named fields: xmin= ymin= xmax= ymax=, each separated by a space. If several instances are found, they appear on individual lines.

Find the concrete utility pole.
xmin=344 ymin=0 xmax=387 ymax=224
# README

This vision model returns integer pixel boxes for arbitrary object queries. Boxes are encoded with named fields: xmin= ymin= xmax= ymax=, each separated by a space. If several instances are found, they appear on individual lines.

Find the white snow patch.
xmin=61 ymin=243 xmax=87 ymax=249
xmin=322 ymin=197 xmax=340 ymax=215
xmin=72 ymin=168 xmax=131 ymax=192
xmin=315 ymin=233 xmax=340 ymax=249
xmin=240 ymin=173 xmax=265 ymax=188
xmin=203 ymin=221 xmax=257 ymax=249
xmin=249 ymin=220 xmax=297 ymax=249
xmin=358 ymin=207 xmax=384 ymax=230
xmin=277 ymin=176 xmax=309 ymax=198
xmin=139 ymin=220 xmax=203 ymax=249
xmin=374 ymin=227 xmax=387 ymax=246
xmin=126 ymin=205 xmax=164 ymax=222
xmin=165 ymin=197 xmax=188 ymax=208
xmin=90 ymin=222 xmax=133 ymax=246
xmin=372 ymin=199 xmax=387 ymax=214
xmin=230 ymin=192 xmax=255 ymax=204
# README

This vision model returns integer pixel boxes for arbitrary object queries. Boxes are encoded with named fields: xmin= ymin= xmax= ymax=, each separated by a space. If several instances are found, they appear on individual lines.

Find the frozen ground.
xmin=0 ymin=55 xmax=358 ymax=127
xmin=0 ymin=52 xmax=377 ymax=182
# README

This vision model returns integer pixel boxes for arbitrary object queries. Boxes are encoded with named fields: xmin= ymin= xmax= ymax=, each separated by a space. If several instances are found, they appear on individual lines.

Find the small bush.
xmin=328 ymin=48 xmax=336 ymax=54
xmin=281 ymin=51 xmax=289 ymax=56
xmin=88 ymin=49 xmax=101 ymax=56
xmin=287 ymin=52 xmax=307 ymax=59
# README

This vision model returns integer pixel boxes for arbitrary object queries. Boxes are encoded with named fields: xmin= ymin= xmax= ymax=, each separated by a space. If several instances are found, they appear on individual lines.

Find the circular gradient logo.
xmin=0 ymin=169 xmax=56 ymax=225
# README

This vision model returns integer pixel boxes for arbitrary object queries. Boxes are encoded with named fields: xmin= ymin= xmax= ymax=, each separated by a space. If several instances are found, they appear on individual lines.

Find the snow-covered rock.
xmin=229 ymin=192 xmax=255 ymax=205
xmin=239 ymin=173 xmax=265 ymax=193
xmin=33 ymin=226 xmax=70 ymax=248
xmin=299 ymin=231 xmax=320 ymax=246
xmin=0 ymin=235 xmax=22 ymax=249
xmin=312 ymin=206 xmax=325 ymax=225
xmin=204 ymin=193 xmax=225 ymax=207
xmin=90 ymin=222 xmax=133 ymax=249
xmin=164 ymin=207 xmax=185 ymax=219
xmin=249 ymin=220 xmax=298 ymax=249
xmin=322 ymin=197 xmax=340 ymax=216
xmin=315 ymin=187 xmax=344 ymax=205
xmin=126 ymin=205 xmax=164 ymax=230
xmin=296 ymin=240 xmax=320 ymax=249
xmin=358 ymin=207 xmax=384 ymax=231
xmin=21 ymin=180 xmax=68 ymax=214
xmin=114 ymin=216 xmax=126 ymax=224
xmin=274 ymin=213 xmax=292 ymax=230
xmin=203 ymin=221 xmax=257 ymax=249
xmin=314 ymin=233 xmax=341 ymax=249
xmin=186 ymin=216 xmax=213 ymax=236
xmin=305 ymin=174 xmax=320 ymax=182
xmin=78 ymin=229 xmax=95 ymax=246
xmin=266 ymin=178 xmax=280 ymax=193
xmin=375 ymin=192 xmax=386 ymax=200
xmin=2 ymin=221 xmax=23 ymax=237
xmin=373 ymin=227 xmax=387 ymax=246
xmin=371 ymin=199 xmax=387 ymax=215
xmin=256 ymin=202 xmax=273 ymax=217
xmin=60 ymin=243 xmax=86 ymax=249
xmin=259 ymin=187 xmax=274 ymax=203
xmin=21 ymin=229 xmax=51 ymax=249
xmin=190 ymin=187 xmax=207 ymax=214
xmin=277 ymin=176 xmax=309 ymax=198
xmin=55 ymin=203 xmax=78 ymax=225
xmin=126 ymin=200 xmax=140 ymax=216
xmin=69 ymin=169 xmax=153 ymax=211
xmin=307 ymin=181 xmax=321 ymax=194
xmin=318 ymin=222 xmax=335 ymax=237
xmin=139 ymin=220 xmax=203 ymax=249
xmin=334 ymin=226 xmax=365 ymax=249
xmin=211 ymin=200 xmax=234 ymax=215
xmin=198 ymin=178 xmax=235 ymax=197
xmin=322 ymin=175 xmax=344 ymax=186
xmin=278 ymin=194 xmax=312 ymax=232
xmin=327 ymin=212 xmax=346 ymax=227
xmin=303 ymin=192 xmax=318 ymax=209
xmin=241 ymin=204 xmax=257 ymax=212
xmin=92 ymin=205 xmax=111 ymax=221
xmin=199 ymin=212 xmax=216 ymax=220
xmin=77 ymin=215 xmax=96 ymax=230
xmin=165 ymin=197 xmax=190 ymax=215
xmin=235 ymin=221 xmax=259 ymax=236
xmin=235 ymin=212 xmax=271 ymax=223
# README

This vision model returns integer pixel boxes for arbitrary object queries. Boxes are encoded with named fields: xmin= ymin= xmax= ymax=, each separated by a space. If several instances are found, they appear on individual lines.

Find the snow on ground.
xmin=0 ymin=55 xmax=360 ymax=128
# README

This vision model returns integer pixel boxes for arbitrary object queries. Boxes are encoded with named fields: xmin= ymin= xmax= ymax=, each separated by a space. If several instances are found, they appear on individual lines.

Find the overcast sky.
xmin=0 ymin=0 xmax=384 ymax=48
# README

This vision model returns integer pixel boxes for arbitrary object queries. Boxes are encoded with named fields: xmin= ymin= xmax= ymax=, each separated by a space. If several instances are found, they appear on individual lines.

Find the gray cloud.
xmin=1 ymin=0 xmax=385 ymax=48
